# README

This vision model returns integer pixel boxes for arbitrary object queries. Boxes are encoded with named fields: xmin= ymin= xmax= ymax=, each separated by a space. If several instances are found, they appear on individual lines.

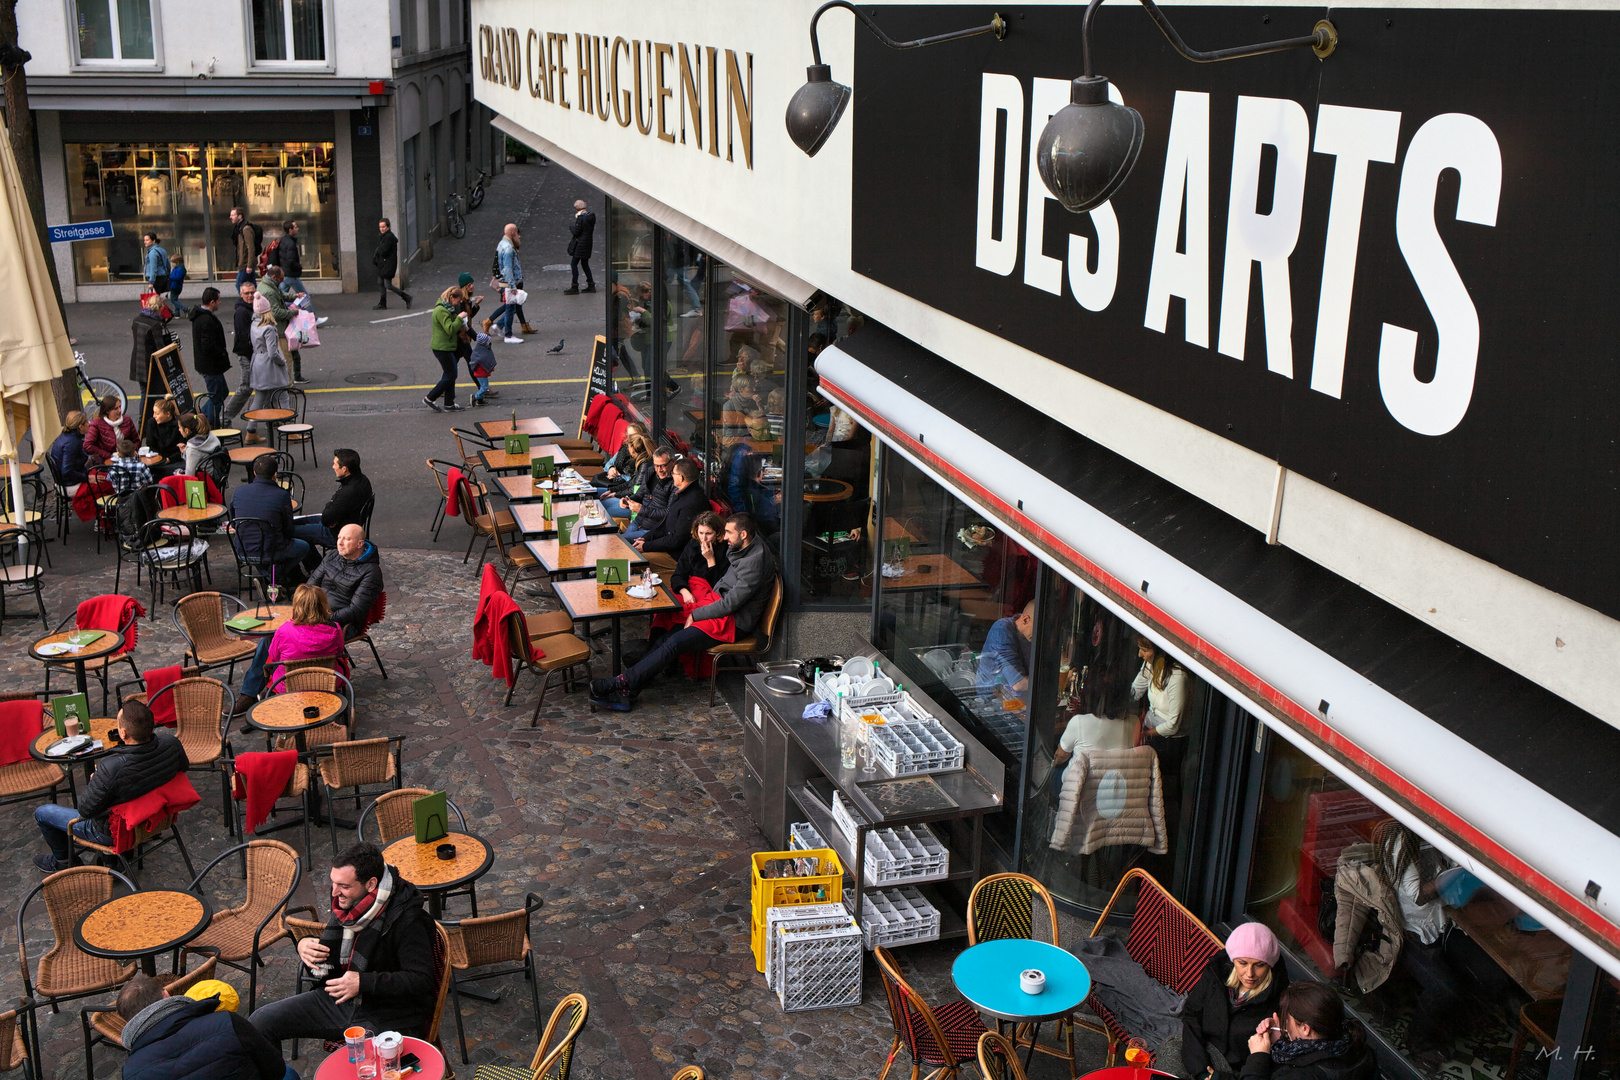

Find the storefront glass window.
xmin=251 ymin=0 xmax=326 ymax=63
xmin=606 ymin=199 xmax=654 ymax=428
xmin=662 ymin=231 xmax=707 ymax=455
xmin=802 ymin=295 xmax=873 ymax=603
xmin=65 ymin=142 xmax=337 ymax=286
xmin=1017 ymin=576 xmax=1209 ymax=911
xmin=706 ymin=263 xmax=790 ymax=539
xmin=1247 ymin=738 xmax=1555 ymax=1078
xmin=74 ymin=0 xmax=155 ymax=61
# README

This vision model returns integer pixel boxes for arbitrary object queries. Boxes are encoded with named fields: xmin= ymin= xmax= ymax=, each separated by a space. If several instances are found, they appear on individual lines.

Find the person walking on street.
xmin=230 ymin=206 xmax=261 ymax=288
xmin=142 ymin=232 xmax=169 ymax=296
xmin=224 ymin=281 xmax=260 ymax=442
xmin=565 ymin=199 xmax=597 ymax=294
xmin=372 ymin=218 xmax=412 ymax=309
xmin=494 ymin=223 xmax=534 ymax=341
xmin=268 ymin=221 xmax=326 ymax=333
xmin=188 ymin=286 xmax=231 ymax=425
xmin=130 ymin=292 xmax=169 ymax=429
xmin=424 ymin=285 xmax=467 ymax=412
xmin=259 ymin=266 xmax=308 ymax=386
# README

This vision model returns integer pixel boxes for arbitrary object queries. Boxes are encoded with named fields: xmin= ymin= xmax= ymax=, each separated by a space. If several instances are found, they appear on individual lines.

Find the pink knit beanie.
xmin=1225 ymin=921 xmax=1280 ymax=965
xmin=253 ymin=295 xmax=271 ymax=314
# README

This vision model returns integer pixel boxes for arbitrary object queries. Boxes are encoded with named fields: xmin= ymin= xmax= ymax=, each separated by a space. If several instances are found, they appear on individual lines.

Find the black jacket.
xmin=270 ymin=233 xmax=302 ymax=277
xmin=321 ymin=471 xmax=374 ymax=531
xmin=48 ymin=431 xmax=89 ymax=486
xmin=189 ymin=306 xmax=231 ymax=375
xmin=77 ymin=731 xmax=188 ymax=826
xmin=640 ymin=481 xmax=707 ymax=553
xmin=306 ymin=541 xmax=384 ymax=635
xmin=1182 ymin=953 xmax=1292 ymax=1077
xmin=131 ymin=310 xmax=168 ymax=384
xmin=317 ymin=871 xmax=438 ymax=1035
xmin=1240 ymin=1034 xmax=1377 ymax=1080
xmin=691 ymin=538 xmax=776 ymax=635
xmin=671 ymin=534 xmax=729 ymax=594
xmin=232 ymin=298 xmax=255 ymax=361
xmin=568 ymin=210 xmax=597 ymax=259
xmin=230 ymin=477 xmax=297 ymax=563
xmin=122 ymin=995 xmax=285 ymax=1080
xmin=373 ymin=228 xmax=399 ymax=277
xmin=147 ymin=416 xmax=184 ymax=463
xmin=635 ymin=472 xmax=674 ymax=531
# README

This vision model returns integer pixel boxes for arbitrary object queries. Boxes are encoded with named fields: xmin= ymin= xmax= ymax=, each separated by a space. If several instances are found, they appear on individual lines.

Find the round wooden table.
xmin=31 ymin=716 xmax=121 ymax=783
xmin=30 ymin=627 xmax=125 ymax=698
xmin=228 ymin=445 xmax=276 ymax=480
xmin=15 ymin=461 xmax=39 ymax=479
xmin=803 ymin=477 xmax=854 ymax=502
xmin=227 ymin=604 xmax=293 ymax=637
xmin=157 ymin=502 xmax=227 ymax=525
xmin=315 ymin=1034 xmax=445 ymax=1080
xmin=247 ymin=690 xmax=346 ymax=752
xmin=382 ymin=831 xmax=494 ymax=918
xmin=74 ymin=890 xmax=212 ymax=976
xmin=244 ymin=407 xmax=296 ymax=448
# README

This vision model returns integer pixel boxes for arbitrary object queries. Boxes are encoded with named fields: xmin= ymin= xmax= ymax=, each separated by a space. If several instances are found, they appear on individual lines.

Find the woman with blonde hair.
xmin=48 ymin=410 xmax=91 ymax=488
xmin=233 ymin=583 xmax=350 ymax=710
xmin=601 ymin=430 xmax=656 ymax=521
xmin=245 ymin=293 xmax=290 ymax=442
xmin=1182 ymin=922 xmax=1290 ymax=1079
xmin=425 ymin=284 xmax=467 ymax=412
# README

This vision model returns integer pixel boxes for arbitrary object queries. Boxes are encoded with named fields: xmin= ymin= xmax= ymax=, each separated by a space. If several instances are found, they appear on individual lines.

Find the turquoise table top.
xmin=951 ymin=938 xmax=1091 ymax=1022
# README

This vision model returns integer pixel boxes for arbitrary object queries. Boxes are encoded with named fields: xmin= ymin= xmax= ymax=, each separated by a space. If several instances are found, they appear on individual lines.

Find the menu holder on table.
xmin=503 ymin=433 xmax=530 ymax=456
xmin=595 ymin=558 xmax=631 ymax=586
xmin=49 ymin=693 xmax=89 ymax=739
xmin=65 ymin=630 xmax=106 ymax=648
xmin=556 ymin=513 xmax=581 ymax=545
xmin=413 ymin=790 xmax=449 ymax=843
xmin=185 ymin=479 xmax=208 ymax=509
xmin=531 ymin=455 xmax=555 ymax=480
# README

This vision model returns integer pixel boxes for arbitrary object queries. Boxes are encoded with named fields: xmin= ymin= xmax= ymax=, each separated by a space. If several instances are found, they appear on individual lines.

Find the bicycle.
xmin=467 ymin=167 xmax=491 ymax=211
xmin=73 ymin=352 xmax=125 ymax=421
xmin=444 ymin=192 xmax=467 ymax=239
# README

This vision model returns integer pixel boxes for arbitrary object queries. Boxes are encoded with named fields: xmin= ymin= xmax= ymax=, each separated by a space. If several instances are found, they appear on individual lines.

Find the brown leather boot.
xmin=520 ymin=323 xmax=537 ymax=334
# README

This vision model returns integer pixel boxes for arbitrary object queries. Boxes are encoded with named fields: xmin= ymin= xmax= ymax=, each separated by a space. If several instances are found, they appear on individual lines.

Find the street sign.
xmin=47 ymin=220 xmax=112 ymax=243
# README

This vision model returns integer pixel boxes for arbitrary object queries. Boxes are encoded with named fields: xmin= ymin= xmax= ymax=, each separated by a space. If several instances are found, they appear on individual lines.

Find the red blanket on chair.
xmin=649 ymin=579 xmax=735 ymax=678
xmin=76 ymin=594 xmax=144 ymax=653
xmin=72 ymin=475 xmax=111 ymax=522
xmin=231 ymin=751 xmax=298 ymax=835
xmin=143 ymin=665 xmax=183 ymax=727
xmin=106 ymin=773 xmax=200 ymax=852
xmin=0 ymin=699 xmax=42 ymax=766
xmin=445 ymin=468 xmax=470 ymax=517
xmin=472 ymin=570 xmax=546 ymax=687
xmin=157 ymin=474 xmax=224 ymax=507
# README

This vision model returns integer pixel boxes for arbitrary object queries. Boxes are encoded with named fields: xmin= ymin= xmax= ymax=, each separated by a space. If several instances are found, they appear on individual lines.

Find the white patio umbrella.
xmin=0 ymin=113 xmax=76 ymax=531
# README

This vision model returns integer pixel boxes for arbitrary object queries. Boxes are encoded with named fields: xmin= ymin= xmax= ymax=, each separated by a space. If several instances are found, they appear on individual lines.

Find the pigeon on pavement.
xmin=547 ymin=339 xmax=565 ymax=354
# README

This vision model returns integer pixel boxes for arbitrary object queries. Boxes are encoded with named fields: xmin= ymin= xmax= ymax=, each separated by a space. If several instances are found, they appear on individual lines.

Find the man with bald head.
xmin=493 ymin=223 xmax=533 ymax=341
xmin=307 ymin=524 xmax=385 ymax=640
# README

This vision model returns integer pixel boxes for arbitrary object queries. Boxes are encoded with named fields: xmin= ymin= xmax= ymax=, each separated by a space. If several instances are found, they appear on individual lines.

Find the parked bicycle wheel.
xmin=449 ymin=206 xmax=467 ymax=239
xmin=81 ymin=375 xmax=125 ymax=421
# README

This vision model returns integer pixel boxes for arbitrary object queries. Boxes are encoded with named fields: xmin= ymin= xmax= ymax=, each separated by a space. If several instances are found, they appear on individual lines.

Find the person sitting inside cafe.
xmin=621 ymin=448 xmax=674 ymax=543
xmin=232 ymin=583 xmax=351 ymax=714
xmin=32 ymin=699 xmax=187 ymax=873
xmin=250 ymin=842 xmax=436 ymax=1047
xmin=294 ymin=448 xmax=374 ymax=567
xmin=591 ymin=512 xmax=775 ymax=711
xmin=230 ymin=454 xmax=309 ymax=582
xmin=115 ymin=972 xmax=296 ymax=1080
xmin=633 ymin=457 xmax=707 ymax=574
xmin=976 ymin=600 xmax=1035 ymax=699
xmin=306 ymin=523 xmax=384 ymax=641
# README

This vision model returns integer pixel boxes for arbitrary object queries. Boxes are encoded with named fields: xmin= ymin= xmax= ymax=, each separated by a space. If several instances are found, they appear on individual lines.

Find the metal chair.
xmin=705 ymin=576 xmax=784 ymax=705
xmin=359 ymin=788 xmax=477 ymax=915
xmin=40 ymin=449 xmax=74 ymax=545
xmin=443 ymin=893 xmax=545 ymax=1063
xmin=314 ymin=736 xmax=405 ymax=853
xmin=133 ymin=518 xmax=211 ymax=611
xmin=86 ymin=464 xmax=115 ymax=553
xmin=16 ymin=866 xmax=137 ymax=1065
xmin=272 ymin=387 xmax=315 ymax=462
xmin=457 ymin=474 xmax=520 ymax=568
xmin=452 ymin=427 xmax=497 ymax=470
xmin=469 ymin=993 xmax=587 ymax=1080
xmin=499 ymin=610 xmax=592 ymax=727
xmin=427 ymin=458 xmax=460 ymax=541
xmin=108 ymin=483 xmax=168 ymax=599
xmin=228 ymin=515 xmax=285 ymax=603
xmin=873 ymin=945 xmax=986 ymax=1080
xmin=275 ymin=469 xmax=306 ymax=513
xmin=966 ymin=873 xmax=1073 ymax=1074
xmin=0 ymin=523 xmax=48 ymax=630
xmin=197 ymin=447 xmax=233 ymax=495
xmin=172 ymin=591 xmax=258 ymax=679
xmin=489 ymin=508 xmax=546 ymax=591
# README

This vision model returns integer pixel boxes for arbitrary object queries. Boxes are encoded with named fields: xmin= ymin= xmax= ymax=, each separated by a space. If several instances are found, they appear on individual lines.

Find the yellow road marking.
xmin=305 ymin=377 xmax=588 ymax=393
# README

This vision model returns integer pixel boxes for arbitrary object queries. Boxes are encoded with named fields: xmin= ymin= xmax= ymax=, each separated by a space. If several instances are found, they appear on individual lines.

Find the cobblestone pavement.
xmin=0 ymin=545 xmax=1108 ymax=1079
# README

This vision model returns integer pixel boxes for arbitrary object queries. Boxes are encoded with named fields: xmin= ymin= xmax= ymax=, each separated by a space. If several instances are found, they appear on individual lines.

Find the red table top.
xmin=313 ymin=1035 xmax=444 ymax=1080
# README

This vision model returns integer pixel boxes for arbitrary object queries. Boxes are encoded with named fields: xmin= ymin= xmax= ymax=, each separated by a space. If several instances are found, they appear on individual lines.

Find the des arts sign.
xmin=851 ymin=5 xmax=1620 ymax=620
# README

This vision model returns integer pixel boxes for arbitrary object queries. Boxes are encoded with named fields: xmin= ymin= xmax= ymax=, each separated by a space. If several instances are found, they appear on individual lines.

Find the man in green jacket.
xmin=424 ymin=285 xmax=466 ymax=412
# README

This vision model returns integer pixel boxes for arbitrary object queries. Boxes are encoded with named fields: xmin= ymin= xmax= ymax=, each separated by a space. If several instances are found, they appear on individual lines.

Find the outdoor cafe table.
xmin=226 ymin=604 xmax=294 ymax=638
xmin=523 ymin=533 xmax=645 ymax=580
xmin=247 ymin=691 xmax=346 ymax=753
xmin=228 ymin=445 xmax=277 ymax=480
xmin=475 ymin=416 xmax=564 ymax=439
xmin=952 ymin=938 xmax=1091 ymax=1075
xmin=30 ymin=627 xmax=125 ymax=698
xmin=381 ymin=831 xmax=493 ymax=919
xmin=510 ymin=500 xmax=619 ymax=538
xmin=157 ymin=502 xmax=228 ymax=526
xmin=31 ymin=714 xmax=121 ymax=783
xmin=552 ymin=579 xmax=679 ymax=675
xmin=479 ymin=443 xmax=573 ymax=474
xmin=494 ymin=475 xmax=598 ymax=503
xmin=243 ymin=407 xmax=296 ymax=446
xmin=314 ymin=1034 xmax=446 ymax=1080
xmin=75 ymin=890 xmax=212 ymax=977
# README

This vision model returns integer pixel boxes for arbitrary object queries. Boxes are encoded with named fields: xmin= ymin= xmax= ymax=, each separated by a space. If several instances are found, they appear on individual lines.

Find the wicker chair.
xmin=443 ymin=893 xmax=545 ymax=1063
xmin=0 ymin=1003 xmax=30 ymax=1078
xmin=668 ymin=1069 xmax=705 ymax=1080
xmin=149 ymin=677 xmax=236 ymax=838
xmin=41 ymin=603 xmax=141 ymax=714
xmin=966 ymin=873 xmax=1074 ymax=1074
xmin=0 ymin=691 xmax=72 ymax=811
xmin=873 ymin=945 xmax=986 ymax=1080
xmin=184 ymin=839 xmax=301 ymax=1013
xmin=172 ymin=591 xmax=258 ymax=679
xmin=67 ymin=794 xmax=198 ymax=884
xmin=358 ymin=788 xmax=476 ymax=915
xmin=315 ymin=736 xmax=405 ymax=853
xmin=229 ymin=758 xmax=313 ymax=857
xmin=458 ymin=476 xmax=519 ymax=569
xmin=977 ymin=1031 xmax=1030 ymax=1080
xmin=499 ymin=611 xmax=592 ymax=727
xmin=79 ymin=950 xmax=219 ymax=1080
xmin=471 ymin=993 xmax=588 ymax=1080
xmin=16 ymin=866 xmax=137 ymax=1064
xmin=705 ymin=576 xmax=783 ymax=705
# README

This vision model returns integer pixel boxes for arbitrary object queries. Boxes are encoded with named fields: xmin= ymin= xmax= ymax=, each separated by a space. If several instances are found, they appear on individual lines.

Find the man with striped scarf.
xmin=251 ymin=843 xmax=437 ymax=1049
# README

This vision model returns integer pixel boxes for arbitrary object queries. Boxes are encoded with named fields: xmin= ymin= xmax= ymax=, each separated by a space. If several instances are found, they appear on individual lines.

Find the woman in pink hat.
xmin=1181 ymin=920 xmax=1291 ymax=1078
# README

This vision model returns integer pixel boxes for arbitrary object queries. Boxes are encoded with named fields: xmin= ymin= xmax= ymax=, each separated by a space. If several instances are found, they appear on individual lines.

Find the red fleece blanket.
xmin=107 ymin=773 xmax=200 ymax=852
xmin=0 ymin=699 xmax=42 ymax=766
xmin=231 ymin=751 xmax=298 ymax=834
xmin=143 ymin=665 xmax=183 ymax=726
xmin=157 ymin=474 xmax=223 ymax=507
xmin=72 ymin=475 xmax=111 ymax=523
xmin=473 ymin=592 xmax=546 ymax=687
xmin=76 ymin=594 xmax=144 ymax=653
xmin=648 ymin=579 xmax=735 ymax=678
xmin=445 ymin=467 xmax=469 ymax=517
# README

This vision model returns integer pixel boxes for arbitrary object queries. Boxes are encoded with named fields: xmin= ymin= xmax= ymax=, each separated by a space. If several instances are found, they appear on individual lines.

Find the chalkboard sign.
xmin=142 ymin=342 xmax=195 ymax=436
xmin=578 ymin=334 xmax=610 ymax=437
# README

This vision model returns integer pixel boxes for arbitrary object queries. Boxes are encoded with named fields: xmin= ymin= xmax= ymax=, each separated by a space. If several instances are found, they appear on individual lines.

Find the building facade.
xmin=24 ymin=0 xmax=502 ymax=302
xmin=472 ymin=3 xmax=1620 ymax=1079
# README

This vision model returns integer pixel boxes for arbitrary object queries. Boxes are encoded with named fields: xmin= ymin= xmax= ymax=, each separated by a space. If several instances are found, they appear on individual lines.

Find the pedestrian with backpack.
xmin=230 ymin=207 xmax=261 ymax=288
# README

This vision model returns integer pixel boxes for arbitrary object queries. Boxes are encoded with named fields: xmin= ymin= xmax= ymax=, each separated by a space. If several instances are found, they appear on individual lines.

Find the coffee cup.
xmin=64 ymin=717 xmax=80 ymax=737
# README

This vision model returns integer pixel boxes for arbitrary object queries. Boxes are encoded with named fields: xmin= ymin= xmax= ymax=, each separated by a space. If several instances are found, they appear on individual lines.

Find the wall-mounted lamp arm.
xmin=1081 ymin=0 xmax=1336 ymax=77
xmin=808 ymin=1 xmax=1008 ymax=68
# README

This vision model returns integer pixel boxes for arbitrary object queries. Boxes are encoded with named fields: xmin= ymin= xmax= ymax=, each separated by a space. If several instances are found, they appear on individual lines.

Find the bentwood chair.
xmin=442 ymin=893 xmax=546 ymax=1063
xmin=500 ymin=610 xmax=592 ymax=727
xmin=977 ymin=1031 xmax=1031 ymax=1080
xmin=966 ymin=873 xmax=1076 ymax=1072
xmin=457 ymin=475 xmax=519 ymax=568
xmin=272 ymin=387 xmax=315 ymax=462
xmin=873 ymin=946 xmax=986 ymax=1080
xmin=427 ymin=458 xmax=459 ymax=541
xmin=0 ymin=523 xmax=48 ymax=631
xmin=183 ymin=839 xmax=302 ymax=1014
xmin=705 ymin=576 xmax=784 ymax=705
xmin=80 ymin=949 xmax=219 ymax=1080
xmin=470 ymin=993 xmax=588 ymax=1080
xmin=17 ymin=867 xmax=137 ymax=1064
xmin=488 ymin=508 xmax=545 ymax=591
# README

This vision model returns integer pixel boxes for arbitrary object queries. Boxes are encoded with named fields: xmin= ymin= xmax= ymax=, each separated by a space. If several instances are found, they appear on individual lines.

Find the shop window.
xmin=706 ymin=263 xmax=790 ymax=541
xmin=65 ymin=142 xmax=338 ymax=286
xmin=801 ymin=295 xmax=874 ymax=604
xmin=1014 ymin=576 xmax=1210 ymax=910
xmin=606 ymin=199 xmax=655 ymax=429
xmin=250 ymin=0 xmax=326 ymax=63
xmin=73 ymin=0 xmax=156 ymax=62
xmin=661 ymin=230 xmax=707 ymax=456
xmin=1247 ymin=738 xmax=1565 ymax=1079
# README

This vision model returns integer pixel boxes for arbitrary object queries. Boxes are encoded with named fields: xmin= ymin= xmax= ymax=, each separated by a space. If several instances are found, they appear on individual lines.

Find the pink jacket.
xmin=266 ymin=621 xmax=349 ymax=689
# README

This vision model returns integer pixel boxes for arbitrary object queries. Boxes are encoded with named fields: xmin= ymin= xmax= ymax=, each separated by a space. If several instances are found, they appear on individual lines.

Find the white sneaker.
xmin=315 ymin=316 xmax=329 ymax=326
xmin=679 ymin=308 xmax=702 ymax=318
xmin=504 ymin=335 xmax=524 ymax=344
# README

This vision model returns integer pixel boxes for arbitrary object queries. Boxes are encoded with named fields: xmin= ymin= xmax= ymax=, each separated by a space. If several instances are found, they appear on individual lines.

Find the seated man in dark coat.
xmin=634 ymin=457 xmax=708 ymax=574
xmin=229 ymin=454 xmax=309 ymax=580
xmin=116 ymin=973 xmax=294 ymax=1080
xmin=250 ymin=843 xmax=437 ymax=1046
xmin=294 ymin=447 xmax=374 ymax=564
xmin=306 ymin=524 xmax=384 ymax=639
xmin=32 ymin=700 xmax=188 ymax=873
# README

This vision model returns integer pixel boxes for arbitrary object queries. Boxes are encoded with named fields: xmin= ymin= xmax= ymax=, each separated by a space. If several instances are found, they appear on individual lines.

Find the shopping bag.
xmin=285 ymin=308 xmax=321 ymax=349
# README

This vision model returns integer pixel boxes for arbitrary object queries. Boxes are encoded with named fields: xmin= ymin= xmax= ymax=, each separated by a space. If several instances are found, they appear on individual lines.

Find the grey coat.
xmin=248 ymin=322 xmax=289 ymax=392
xmin=691 ymin=538 xmax=775 ymax=634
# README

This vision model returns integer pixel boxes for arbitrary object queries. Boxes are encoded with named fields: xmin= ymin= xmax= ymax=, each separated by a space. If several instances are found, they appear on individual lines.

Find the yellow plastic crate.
xmin=749 ymin=848 xmax=845 ymax=970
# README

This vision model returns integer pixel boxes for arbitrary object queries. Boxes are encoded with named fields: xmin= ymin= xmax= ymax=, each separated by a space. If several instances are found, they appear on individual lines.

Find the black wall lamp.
xmin=1038 ymin=0 xmax=1337 ymax=213
xmin=786 ymin=2 xmax=1008 ymax=157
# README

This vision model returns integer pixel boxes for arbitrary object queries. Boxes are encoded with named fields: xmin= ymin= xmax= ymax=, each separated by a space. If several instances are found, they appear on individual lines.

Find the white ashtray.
xmin=1021 ymin=969 xmax=1046 ymax=994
